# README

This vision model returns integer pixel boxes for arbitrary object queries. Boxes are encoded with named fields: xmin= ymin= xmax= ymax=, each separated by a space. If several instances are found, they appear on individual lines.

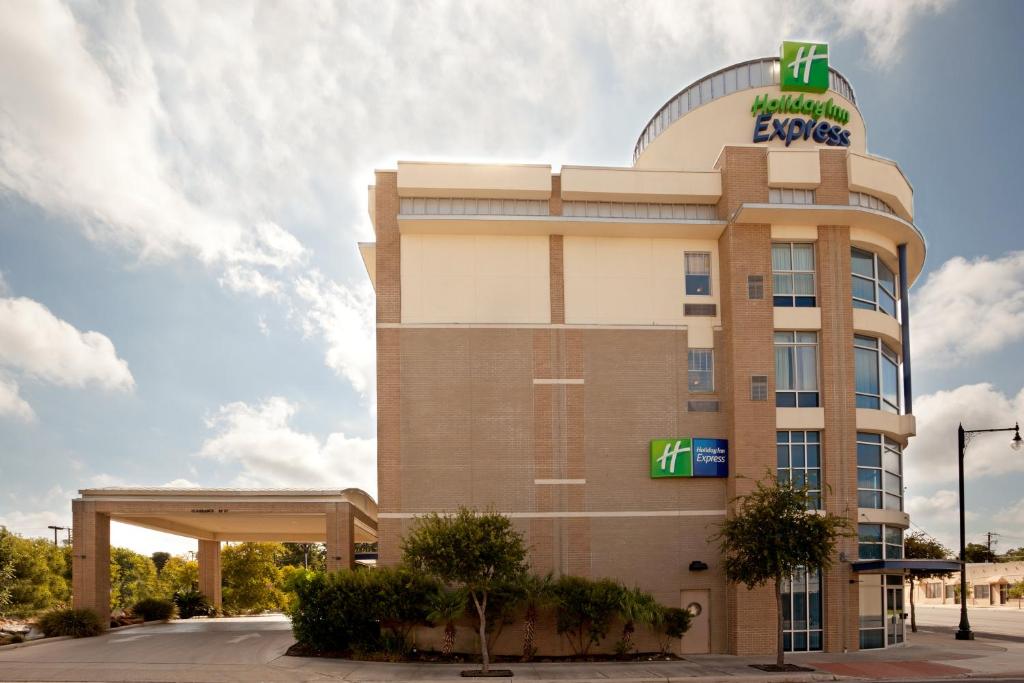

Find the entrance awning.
xmin=852 ymin=559 xmax=962 ymax=574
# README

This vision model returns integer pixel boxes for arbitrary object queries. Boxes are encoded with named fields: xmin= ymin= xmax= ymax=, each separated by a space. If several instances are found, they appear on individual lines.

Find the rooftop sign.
xmin=780 ymin=41 xmax=829 ymax=93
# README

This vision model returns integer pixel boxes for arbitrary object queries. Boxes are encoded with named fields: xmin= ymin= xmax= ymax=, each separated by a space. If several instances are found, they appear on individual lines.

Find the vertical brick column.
xmin=817 ymin=226 xmax=860 ymax=652
xmin=549 ymin=174 xmax=562 ymax=216
xmin=71 ymin=499 xmax=110 ymax=626
xmin=549 ymin=235 xmax=565 ymax=324
xmin=197 ymin=539 xmax=222 ymax=608
xmin=716 ymin=146 xmax=777 ymax=655
xmin=326 ymin=502 xmax=355 ymax=571
xmin=375 ymin=170 xmax=402 ymax=566
xmin=816 ymin=150 xmax=849 ymax=205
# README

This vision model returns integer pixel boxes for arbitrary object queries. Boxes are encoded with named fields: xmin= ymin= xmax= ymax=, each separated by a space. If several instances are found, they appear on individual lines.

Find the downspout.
xmin=898 ymin=244 xmax=913 ymax=413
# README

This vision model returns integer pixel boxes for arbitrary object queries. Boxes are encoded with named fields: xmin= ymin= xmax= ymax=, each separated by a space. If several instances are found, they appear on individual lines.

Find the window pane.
xmin=859 ymin=543 xmax=883 ymax=560
xmin=792 ymin=445 xmax=805 ymax=468
xmin=882 ymin=355 xmax=900 ymax=410
xmin=685 ymin=252 xmax=710 ymax=275
xmin=878 ymin=261 xmax=896 ymax=293
xmin=857 ymin=394 xmax=881 ymax=409
xmin=776 ymin=347 xmax=794 ymax=390
xmin=806 ymin=444 xmax=820 ymax=467
xmin=859 ymin=524 xmax=882 ymax=542
xmin=852 ymin=276 xmax=876 ymax=302
xmin=794 ymin=273 xmax=814 ymax=295
xmin=859 ymin=491 xmax=882 ymax=508
xmin=772 ymin=244 xmax=792 ymax=271
xmin=858 ymin=468 xmax=881 ymax=489
xmin=885 ymin=526 xmax=903 ymax=546
xmin=793 ymin=244 xmax=815 ymax=270
xmin=796 ymin=332 xmax=817 ymax=343
xmin=880 ymin=291 xmax=897 ymax=317
xmin=796 ymin=347 xmax=818 ymax=390
xmin=774 ymin=273 xmax=793 ymax=295
xmin=852 ymin=249 xmax=875 ymax=277
xmin=777 ymin=445 xmax=789 ymax=468
xmin=688 ymin=349 xmax=714 ymax=392
xmin=855 ymin=347 xmax=879 ymax=395
xmin=858 ymin=443 xmax=882 ymax=467
xmin=883 ymin=445 xmax=901 ymax=474
xmin=884 ymin=472 xmax=902 ymax=495
xmin=686 ymin=274 xmax=711 ymax=295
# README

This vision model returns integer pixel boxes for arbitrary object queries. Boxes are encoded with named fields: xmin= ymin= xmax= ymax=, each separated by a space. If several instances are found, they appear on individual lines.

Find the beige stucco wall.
xmin=767 ymin=149 xmax=821 ymax=188
xmin=634 ymin=85 xmax=864 ymax=172
xmin=847 ymin=153 xmax=914 ymax=221
xmin=401 ymin=234 xmax=550 ymax=323
xmin=397 ymin=161 xmax=552 ymax=199
xmin=853 ymin=309 xmax=901 ymax=350
xmin=855 ymin=409 xmax=916 ymax=443
xmin=560 ymin=166 xmax=721 ymax=203
xmin=563 ymin=236 xmax=720 ymax=326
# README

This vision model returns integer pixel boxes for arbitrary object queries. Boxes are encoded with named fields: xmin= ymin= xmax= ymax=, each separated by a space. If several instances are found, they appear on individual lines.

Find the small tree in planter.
xmin=551 ymin=575 xmax=624 ymax=657
xmin=519 ymin=573 xmax=553 ymax=661
xmin=1008 ymin=581 xmax=1024 ymax=609
xmin=713 ymin=476 xmax=848 ymax=670
xmin=402 ymin=508 xmax=528 ymax=675
xmin=616 ymin=587 xmax=660 ymax=657
xmin=428 ymin=589 xmax=467 ymax=657
xmin=653 ymin=607 xmax=692 ymax=655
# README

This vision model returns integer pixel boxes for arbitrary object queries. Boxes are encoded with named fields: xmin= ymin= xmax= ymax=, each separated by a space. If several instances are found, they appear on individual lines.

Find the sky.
xmin=0 ymin=0 xmax=1022 ymax=558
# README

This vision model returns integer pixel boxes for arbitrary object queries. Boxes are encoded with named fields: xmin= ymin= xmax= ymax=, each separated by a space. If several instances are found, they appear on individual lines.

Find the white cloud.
xmin=0 ymin=296 xmax=134 ymax=391
xmin=833 ymin=0 xmax=948 ymax=66
xmin=292 ymin=272 xmax=376 ymax=395
xmin=905 ymin=383 xmax=1024 ymax=487
xmin=197 ymin=397 xmax=376 ymax=495
xmin=0 ymin=374 xmax=35 ymax=422
xmin=994 ymin=499 xmax=1024 ymax=528
xmin=912 ymin=252 xmax=1024 ymax=367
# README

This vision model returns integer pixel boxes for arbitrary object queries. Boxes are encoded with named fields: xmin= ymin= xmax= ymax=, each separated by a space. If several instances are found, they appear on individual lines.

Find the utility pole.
xmin=46 ymin=525 xmax=67 ymax=547
xmin=986 ymin=531 xmax=1000 ymax=557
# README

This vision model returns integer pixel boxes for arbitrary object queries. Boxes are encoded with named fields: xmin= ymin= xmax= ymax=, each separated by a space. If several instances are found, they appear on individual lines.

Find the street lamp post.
xmin=955 ymin=421 xmax=1022 ymax=641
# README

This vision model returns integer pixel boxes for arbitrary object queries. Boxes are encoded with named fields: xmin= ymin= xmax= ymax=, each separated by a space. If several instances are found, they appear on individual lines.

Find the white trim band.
xmin=533 ymin=479 xmax=586 ymax=485
xmin=379 ymin=510 xmax=726 ymax=519
xmin=533 ymin=379 xmax=584 ymax=385
xmin=378 ymin=323 xmax=688 ymax=331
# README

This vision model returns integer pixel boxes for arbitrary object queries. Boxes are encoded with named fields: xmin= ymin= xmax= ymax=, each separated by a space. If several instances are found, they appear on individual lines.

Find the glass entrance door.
xmin=886 ymin=585 xmax=905 ymax=645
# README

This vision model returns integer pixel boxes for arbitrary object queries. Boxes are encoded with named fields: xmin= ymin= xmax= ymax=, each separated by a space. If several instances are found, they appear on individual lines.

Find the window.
xmin=855 ymin=335 xmax=901 ymax=413
xmin=769 ymin=188 xmax=815 ymax=205
xmin=924 ymin=583 xmax=942 ymax=599
xmin=858 ymin=524 xmax=903 ymax=560
xmin=688 ymin=349 xmax=714 ymax=393
xmin=685 ymin=252 xmax=711 ymax=295
xmin=772 ymin=243 xmax=816 ymax=307
xmin=857 ymin=433 xmax=903 ymax=510
xmin=747 ymin=275 xmax=764 ymax=300
xmin=852 ymin=248 xmax=898 ymax=318
xmin=774 ymin=332 xmax=819 ymax=407
xmin=782 ymin=568 xmax=823 ymax=651
xmin=777 ymin=431 xmax=821 ymax=509
xmin=849 ymin=192 xmax=895 ymax=215
xmin=975 ymin=584 xmax=990 ymax=600
xmin=751 ymin=375 xmax=768 ymax=401
xmin=945 ymin=584 xmax=956 ymax=600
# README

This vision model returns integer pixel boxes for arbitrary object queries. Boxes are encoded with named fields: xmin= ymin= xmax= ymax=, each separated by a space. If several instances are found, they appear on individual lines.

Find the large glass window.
xmin=775 ymin=332 xmax=819 ymax=407
xmin=782 ymin=568 xmax=823 ymax=651
xmin=855 ymin=335 xmax=901 ymax=413
xmin=685 ymin=252 xmax=711 ymax=295
xmin=857 ymin=433 xmax=903 ymax=510
xmin=688 ymin=349 xmax=714 ymax=393
xmin=772 ymin=243 xmax=816 ymax=307
xmin=852 ymin=248 xmax=898 ymax=318
xmin=777 ymin=431 xmax=821 ymax=509
xmin=858 ymin=524 xmax=903 ymax=560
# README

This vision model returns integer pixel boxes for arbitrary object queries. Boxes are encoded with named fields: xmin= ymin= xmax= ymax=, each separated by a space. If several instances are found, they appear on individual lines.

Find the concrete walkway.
xmin=1 ymin=615 xmax=1024 ymax=682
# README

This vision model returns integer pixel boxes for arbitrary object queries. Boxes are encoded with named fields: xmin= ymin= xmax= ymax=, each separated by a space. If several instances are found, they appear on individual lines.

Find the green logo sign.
xmin=780 ymin=41 xmax=829 ymax=93
xmin=651 ymin=438 xmax=692 ymax=478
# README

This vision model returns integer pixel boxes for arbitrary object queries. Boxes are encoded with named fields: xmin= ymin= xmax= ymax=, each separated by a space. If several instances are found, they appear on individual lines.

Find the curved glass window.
xmin=852 ymin=248 xmax=898 ymax=318
xmin=857 ymin=432 xmax=903 ymax=510
xmin=855 ymin=335 xmax=901 ymax=413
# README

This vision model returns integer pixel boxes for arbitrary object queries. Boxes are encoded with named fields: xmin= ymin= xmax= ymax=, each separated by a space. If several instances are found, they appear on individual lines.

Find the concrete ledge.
xmin=0 ymin=619 xmax=165 ymax=651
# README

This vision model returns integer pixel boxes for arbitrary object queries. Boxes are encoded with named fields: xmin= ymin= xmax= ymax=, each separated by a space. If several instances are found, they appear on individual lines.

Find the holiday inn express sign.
xmin=650 ymin=438 xmax=728 ymax=478
xmin=751 ymin=41 xmax=852 ymax=148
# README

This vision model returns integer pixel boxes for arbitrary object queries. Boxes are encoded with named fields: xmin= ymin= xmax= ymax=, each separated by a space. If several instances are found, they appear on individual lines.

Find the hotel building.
xmin=360 ymin=44 xmax=925 ymax=655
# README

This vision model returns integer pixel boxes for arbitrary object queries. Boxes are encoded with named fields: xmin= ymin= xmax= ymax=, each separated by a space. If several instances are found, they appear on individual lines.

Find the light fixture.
xmin=689 ymin=560 xmax=709 ymax=572
xmin=1012 ymin=423 xmax=1022 ymax=451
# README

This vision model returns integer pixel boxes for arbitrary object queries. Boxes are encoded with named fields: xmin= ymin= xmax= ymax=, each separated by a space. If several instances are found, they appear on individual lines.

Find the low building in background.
xmin=360 ymin=41 xmax=926 ymax=655
xmin=912 ymin=562 xmax=1024 ymax=607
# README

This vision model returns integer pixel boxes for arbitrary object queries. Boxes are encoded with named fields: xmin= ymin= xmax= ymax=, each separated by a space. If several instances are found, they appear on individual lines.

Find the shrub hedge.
xmin=37 ymin=608 xmax=105 ymax=638
xmin=131 ymin=597 xmax=176 ymax=621
xmin=173 ymin=589 xmax=216 ymax=619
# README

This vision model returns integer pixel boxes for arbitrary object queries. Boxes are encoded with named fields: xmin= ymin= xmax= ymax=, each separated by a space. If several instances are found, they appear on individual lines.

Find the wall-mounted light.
xmin=689 ymin=560 xmax=709 ymax=572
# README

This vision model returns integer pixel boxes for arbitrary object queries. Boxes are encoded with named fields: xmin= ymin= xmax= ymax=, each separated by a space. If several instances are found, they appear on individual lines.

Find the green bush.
xmin=37 ymin=608 xmax=105 ymax=638
xmin=173 ymin=589 xmax=216 ymax=619
xmin=290 ymin=567 xmax=440 ymax=654
xmin=131 ymin=597 xmax=176 ymax=621
xmin=655 ymin=607 xmax=692 ymax=654
xmin=551 ymin=576 xmax=625 ymax=656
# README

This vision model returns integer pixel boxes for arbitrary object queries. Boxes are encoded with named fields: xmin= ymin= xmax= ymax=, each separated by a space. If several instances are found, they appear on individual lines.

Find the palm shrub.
xmin=551 ymin=576 xmax=625 ymax=656
xmin=173 ymin=589 xmax=216 ymax=619
xmin=427 ymin=589 xmax=466 ymax=656
xmin=131 ymin=597 xmax=176 ymax=621
xmin=616 ymin=587 xmax=660 ymax=656
xmin=37 ymin=608 xmax=105 ymax=638
xmin=653 ymin=607 xmax=692 ymax=654
xmin=519 ymin=573 xmax=553 ymax=660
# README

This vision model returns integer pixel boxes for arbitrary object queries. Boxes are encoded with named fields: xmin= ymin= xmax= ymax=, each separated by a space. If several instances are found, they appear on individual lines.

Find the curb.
xmin=0 ymin=619 xmax=166 ymax=652
xmin=390 ymin=676 xmax=841 ymax=683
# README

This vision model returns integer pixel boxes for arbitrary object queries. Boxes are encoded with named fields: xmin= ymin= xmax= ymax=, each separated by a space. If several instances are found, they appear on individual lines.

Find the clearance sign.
xmin=650 ymin=438 xmax=728 ymax=478
xmin=751 ymin=41 xmax=852 ymax=148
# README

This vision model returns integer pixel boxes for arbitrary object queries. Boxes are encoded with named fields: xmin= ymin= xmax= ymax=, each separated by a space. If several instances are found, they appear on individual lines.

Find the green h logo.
xmin=780 ymin=41 xmax=829 ymax=93
xmin=650 ymin=438 xmax=692 ymax=478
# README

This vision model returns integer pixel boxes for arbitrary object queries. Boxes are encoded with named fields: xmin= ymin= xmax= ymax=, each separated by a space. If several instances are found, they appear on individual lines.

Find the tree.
xmin=0 ymin=528 xmax=71 ymax=616
xmin=964 ymin=543 xmax=996 ymax=563
xmin=1008 ymin=581 xmax=1024 ymax=609
xmin=1000 ymin=547 xmax=1024 ymax=562
xmin=110 ymin=548 xmax=158 ymax=611
xmin=617 ymin=586 xmax=660 ymax=656
xmin=0 ymin=553 xmax=13 ymax=615
xmin=713 ymin=476 xmax=848 ymax=669
xmin=221 ymin=542 xmax=286 ymax=613
xmin=903 ymin=532 xmax=952 ymax=632
xmin=156 ymin=556 xmax=198 ymax=599
xmin=519 ymin=573 xmax=553 ymax=660
xmin=277 ymin=543 xmax=326 ymax=571
xmin=402 ymin=508 xmax=528 ymax=673
xmin=427 ymin=589 xmax=467 ymax=657
xmin=151 ymin=552 xmax=171 ymax=574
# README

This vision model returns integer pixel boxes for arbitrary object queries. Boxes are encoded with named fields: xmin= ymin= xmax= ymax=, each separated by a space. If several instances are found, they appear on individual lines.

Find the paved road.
xmin=912 ymin=604 xmax=1024 ymax=641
